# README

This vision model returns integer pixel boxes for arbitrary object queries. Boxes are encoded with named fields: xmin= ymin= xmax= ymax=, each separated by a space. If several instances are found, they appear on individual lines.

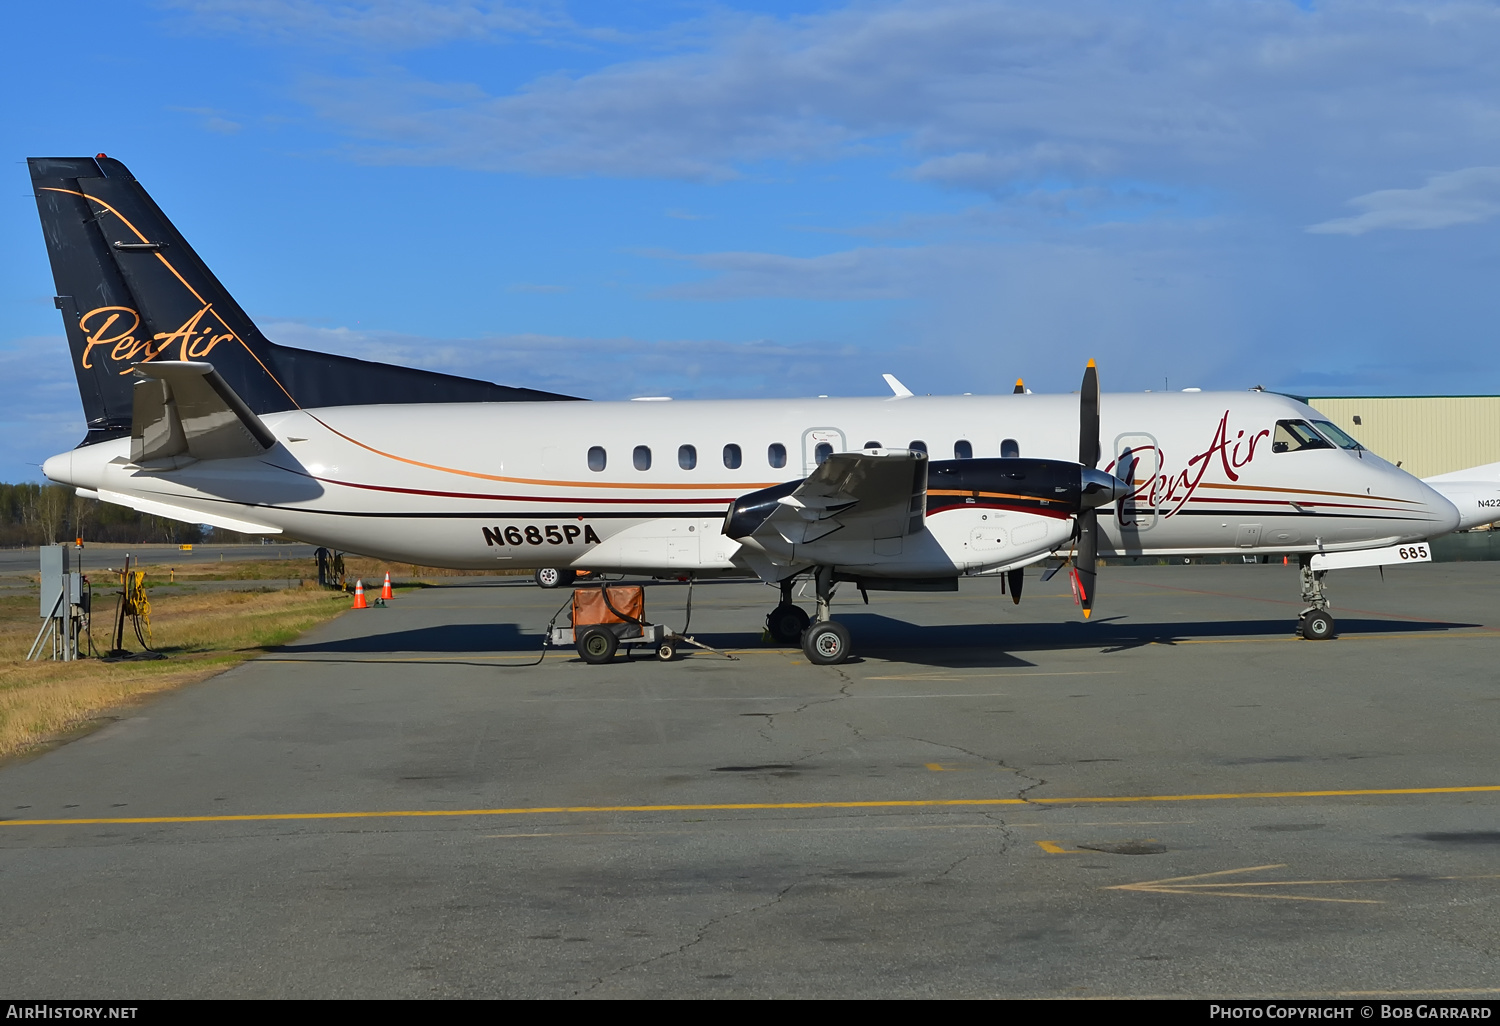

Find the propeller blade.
xmin=1076 ymin=508 xmax=1097 ymax=619
xmin=1077 ymin=359 xmax=1101 ymax=618
xmin=1013 ymin=378 xmax=1025 ymax=395
xmin=1007 ymin=567 xmax=1024 ymax=604
xmin=1079 ymin=359 xmax=1100 ymax=468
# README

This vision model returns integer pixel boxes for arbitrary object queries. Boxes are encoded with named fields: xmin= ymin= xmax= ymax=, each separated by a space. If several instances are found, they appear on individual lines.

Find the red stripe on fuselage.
xmin=311 ymin=476 xmax=738 ymax=507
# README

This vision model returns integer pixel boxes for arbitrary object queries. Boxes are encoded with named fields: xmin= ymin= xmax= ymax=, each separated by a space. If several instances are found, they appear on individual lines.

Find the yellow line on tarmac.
xmin=3 ymin=785 xmax=1497 ymax=828
xmin=1165 ymin=629 xmax=1500 ymax=646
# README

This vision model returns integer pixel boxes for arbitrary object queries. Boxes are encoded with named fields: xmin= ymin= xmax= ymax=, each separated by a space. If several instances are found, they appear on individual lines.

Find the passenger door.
xmin=801 ymin=427 xmax=846 ymax=475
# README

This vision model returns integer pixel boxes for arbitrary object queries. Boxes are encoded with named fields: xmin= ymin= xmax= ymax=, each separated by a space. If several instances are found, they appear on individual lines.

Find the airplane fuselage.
xmin=44 ymin=389 xmax=1461 ymax=578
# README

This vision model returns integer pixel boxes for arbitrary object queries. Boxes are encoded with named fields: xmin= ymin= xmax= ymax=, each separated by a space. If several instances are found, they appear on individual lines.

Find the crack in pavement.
xmin=932 ymin=851 xmax=975 ymax=881
xmin=901 ymin=735 xmax=1049 ymax=802
xmin=577 ymin=879 xmax=802 ymax=995
xmin=747 ymin=668 xmax=858 ymax=761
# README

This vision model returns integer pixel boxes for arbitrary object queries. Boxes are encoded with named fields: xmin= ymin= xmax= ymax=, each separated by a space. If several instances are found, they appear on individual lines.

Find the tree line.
xmin=0 ymin=483 xmax=209 ymax=547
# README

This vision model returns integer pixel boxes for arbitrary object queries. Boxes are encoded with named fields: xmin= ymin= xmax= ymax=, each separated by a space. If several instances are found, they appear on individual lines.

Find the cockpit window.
xmin=1310 ymin=420 xmax=1365 ymax=451
xmin=1272 ymin=420 xmax=1334 ymax=454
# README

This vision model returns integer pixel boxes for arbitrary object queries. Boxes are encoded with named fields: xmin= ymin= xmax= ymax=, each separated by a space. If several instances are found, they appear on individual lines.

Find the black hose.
xmin=598 ymin=583 xmax=649 ymax=628
xmin=503 ymin=594 xmax=575 ymax=668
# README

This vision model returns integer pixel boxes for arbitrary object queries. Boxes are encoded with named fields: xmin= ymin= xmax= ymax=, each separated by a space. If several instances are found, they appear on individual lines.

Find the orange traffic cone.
xmin=352 ymin=579 xmax=367 ymax=609
xmin=380 ymin=573 xmax=393 ymax=601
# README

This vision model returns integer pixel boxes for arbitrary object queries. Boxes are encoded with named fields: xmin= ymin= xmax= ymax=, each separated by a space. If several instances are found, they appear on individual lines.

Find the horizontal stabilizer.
xmin=97 ymin=488 xmax=281 ymax=535
xmin=132 ymin=361 xmax=276 ymax=464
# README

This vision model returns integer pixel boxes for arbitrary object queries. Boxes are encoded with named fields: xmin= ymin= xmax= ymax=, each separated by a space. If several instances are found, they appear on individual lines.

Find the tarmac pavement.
xmin=2 ymin=562 xmax=1497 ymax=998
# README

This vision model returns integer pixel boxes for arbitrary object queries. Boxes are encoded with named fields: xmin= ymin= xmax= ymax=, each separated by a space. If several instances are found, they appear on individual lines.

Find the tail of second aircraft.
xmin=29 ymin=155 xmax=579 ymax=447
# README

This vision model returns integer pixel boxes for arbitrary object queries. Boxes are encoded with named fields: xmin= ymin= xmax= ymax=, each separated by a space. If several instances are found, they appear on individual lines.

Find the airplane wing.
xmin=131 ymin=361 xmax=277 ymax=464
xmin=725 ymin=449 xmax=928 ymax=547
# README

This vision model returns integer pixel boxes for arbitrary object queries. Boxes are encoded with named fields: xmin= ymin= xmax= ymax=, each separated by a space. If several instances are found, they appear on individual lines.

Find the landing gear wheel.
xmin=535 ymin=567 xmax=574 ymax=589
xmin=656 ymin=641 xmax=677 ymax=662
xmin=802 ymin=621 xmax=852 ymax=665
xmin=1299 ymin=609 xmax=1335 ymax=641
xmin=577 ymin=626 xmax=618 ymax=664
xmin=766 ymin=603 xmax=811 ymax=644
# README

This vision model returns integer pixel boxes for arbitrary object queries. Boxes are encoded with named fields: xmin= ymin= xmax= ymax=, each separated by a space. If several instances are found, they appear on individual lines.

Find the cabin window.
xmin=909 ymin=440 xmax=927 ymax=454
xmin=678 ymin=444 xmax=697 ymax=470
xmin=587 ymin=446 xmax=607 ymax=472
xmin=815 ymin=442 xmax=834 ymax=464
xmin=954 ymin=439 xmax=973 ymax=459
xmin=863 ymin=440 xmax=881 ymax=450
xmin=768 ymin=443 xmax=787 ymax=469
xmin=723 ymin=443 xmax=742 ymax=469
xmin=1310 ymin=420 xmax=1365 ymax=451
xmin=1272 ymin=420 xmax=1334 ymax=454
xmin=1000 ymin=438 xmax=1020 ymax=458
xmin=633 ymin=445 xmax=652 ymax=471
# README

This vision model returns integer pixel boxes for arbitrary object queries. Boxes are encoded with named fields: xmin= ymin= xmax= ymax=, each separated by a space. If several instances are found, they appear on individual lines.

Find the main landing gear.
xmin=766 ymin=576 xmax=811 ymax=644
xmin=765 ymin=568 xmax=853 ymax=665
xmin=1297 ymin=555 xmax=1336 ymax=641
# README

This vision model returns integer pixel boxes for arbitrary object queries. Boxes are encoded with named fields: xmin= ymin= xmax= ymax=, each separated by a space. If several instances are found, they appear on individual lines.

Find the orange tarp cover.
xmin=571 ymin=586 xmax=645 ymax=626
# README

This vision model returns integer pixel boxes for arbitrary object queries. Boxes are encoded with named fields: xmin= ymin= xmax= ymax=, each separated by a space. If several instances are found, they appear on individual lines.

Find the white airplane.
xmin=28 ymin=156 xmax=1494 ymax=664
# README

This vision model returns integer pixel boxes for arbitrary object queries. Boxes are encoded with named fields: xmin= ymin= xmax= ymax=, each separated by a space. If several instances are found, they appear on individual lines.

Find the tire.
xmin=802 ymin=621 xmax=852 ymax=665
xmin=535 ymin=567 xmax=574 ymax=589
xmin=766 ymin=603 xmax=810 ymax=644
xmin=1300 ymin=610 xmax=1335 ymax=641
xmin=656 ymin=642 xmax=677 ymax=662
xmin=577 ymin=626 xmax=618 ymax=664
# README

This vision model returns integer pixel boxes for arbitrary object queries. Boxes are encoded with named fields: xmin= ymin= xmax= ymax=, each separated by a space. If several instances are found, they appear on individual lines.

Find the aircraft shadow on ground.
xmin=818 ymin=612 xmax=1480 ymax=668
xmin=280 ymin=622 xmax=535 ymax=654
xmin=273 ymin=611 xmax=1479 ymax=668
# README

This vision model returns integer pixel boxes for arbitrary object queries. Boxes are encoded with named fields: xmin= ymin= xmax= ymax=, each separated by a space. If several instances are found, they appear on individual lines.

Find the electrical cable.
xmin=504 ymin=593 xmax=575 ymax=668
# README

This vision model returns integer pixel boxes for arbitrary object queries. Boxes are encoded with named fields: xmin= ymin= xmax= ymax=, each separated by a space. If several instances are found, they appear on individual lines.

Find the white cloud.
xmin=271 ymin=0 xmax=1500 ymax=199
xmin=159 ymin=0 xmax=559 ymax=50
xmin=259 ymin=320 xmax=878 ymax=399
xmin=654 ymin=245 xmax=949 ymax=301
xmin=0 ymin=340 xmax=91 ymax=482
xmin=168 ymin=105 xmax=244 ymax=134
xmin=1307 ymin=167 xmax=1500 ymax=235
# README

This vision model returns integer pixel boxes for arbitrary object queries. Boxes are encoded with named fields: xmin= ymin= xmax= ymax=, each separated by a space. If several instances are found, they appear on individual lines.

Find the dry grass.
xmin=0 ymin=580 xmax=352 ymax=760
xmin=93 ymin=554 xmax=525 ymax=583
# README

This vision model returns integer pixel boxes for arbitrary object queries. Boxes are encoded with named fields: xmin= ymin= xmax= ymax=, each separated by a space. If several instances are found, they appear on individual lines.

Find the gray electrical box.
xmin=30 ymin=545 xmax=85 ymax=661
xmin=39 ymin=544 xmax=69 ymax=617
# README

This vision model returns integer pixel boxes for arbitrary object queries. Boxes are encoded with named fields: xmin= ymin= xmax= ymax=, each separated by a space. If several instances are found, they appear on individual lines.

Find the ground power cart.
xmin=551 ymin=585 xmax=676 ymax=663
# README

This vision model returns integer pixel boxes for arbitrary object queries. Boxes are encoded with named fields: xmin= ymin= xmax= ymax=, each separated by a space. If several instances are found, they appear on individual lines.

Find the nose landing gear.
xmin=1297 ymin=556 xmax=1336 ymax=640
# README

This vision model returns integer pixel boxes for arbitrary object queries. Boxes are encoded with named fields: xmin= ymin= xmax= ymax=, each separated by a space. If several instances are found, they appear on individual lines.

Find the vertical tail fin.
xmin=30 ymin=155 xmax=579 ymax=446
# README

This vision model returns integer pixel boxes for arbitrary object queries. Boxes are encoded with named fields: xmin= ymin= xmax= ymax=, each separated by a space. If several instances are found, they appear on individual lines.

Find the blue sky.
xmin=4 ymin=0 xmax=1500 ymax=481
